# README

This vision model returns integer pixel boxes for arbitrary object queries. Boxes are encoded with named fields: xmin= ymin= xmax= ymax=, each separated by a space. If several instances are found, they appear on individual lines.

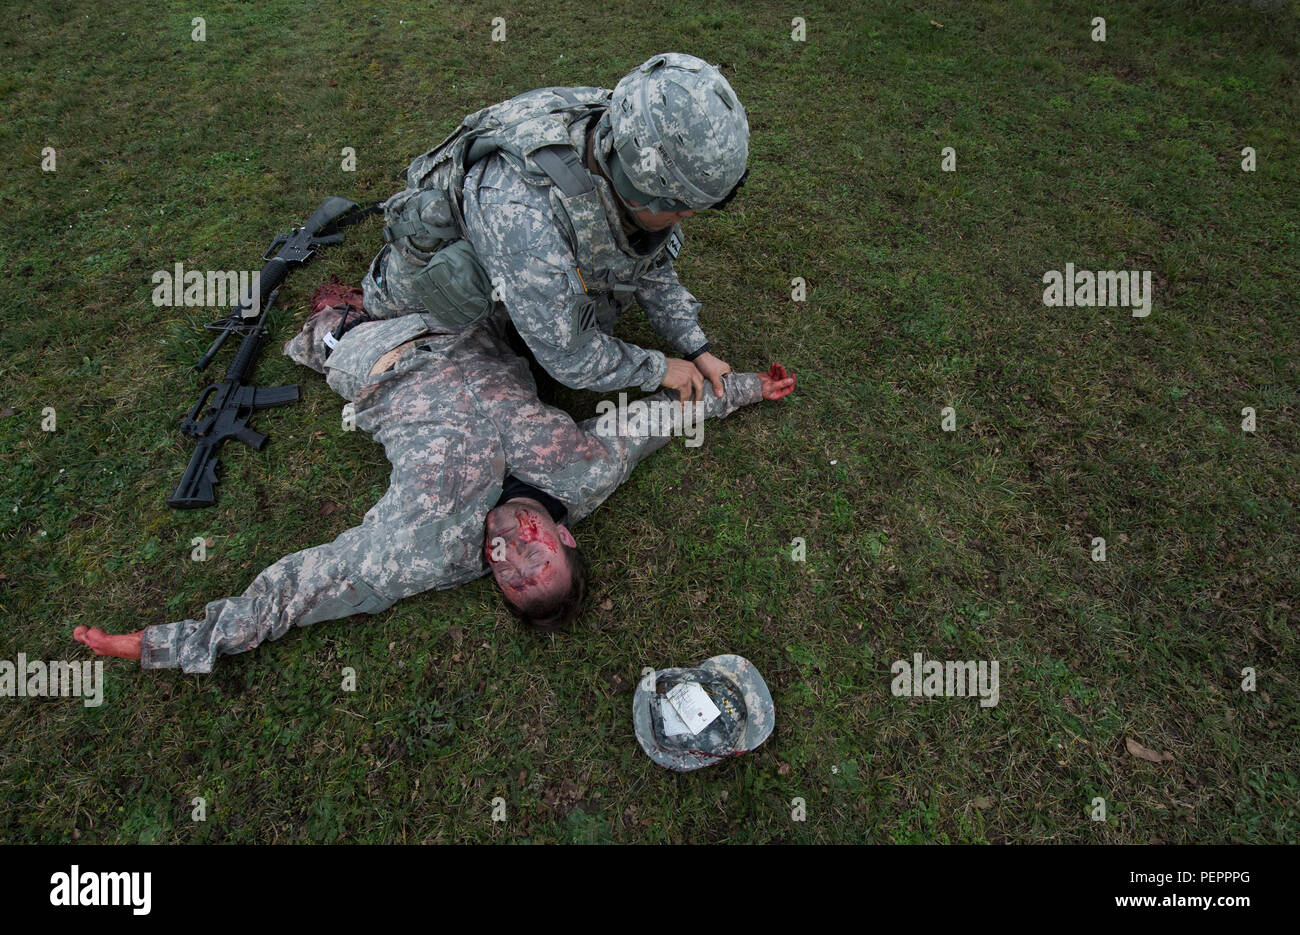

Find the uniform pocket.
xmin=325 ymin=313 xmax=433 ymax=402
xmin=410 ymin=239 xmax=494 ymax=331
xmin=384 ymin=187 xmax=459 ymax=253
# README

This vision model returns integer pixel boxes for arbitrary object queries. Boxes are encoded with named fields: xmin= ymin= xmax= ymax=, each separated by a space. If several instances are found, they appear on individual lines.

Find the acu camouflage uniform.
xmin=360 ymin=84 xmax=717 ymax=393
xmin=140 ymin=308 xmax=762 ymax=674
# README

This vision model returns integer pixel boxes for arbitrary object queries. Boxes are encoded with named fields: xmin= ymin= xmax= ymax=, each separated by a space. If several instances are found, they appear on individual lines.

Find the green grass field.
xmin=1 ymin=0 xmax=1295 ymax=844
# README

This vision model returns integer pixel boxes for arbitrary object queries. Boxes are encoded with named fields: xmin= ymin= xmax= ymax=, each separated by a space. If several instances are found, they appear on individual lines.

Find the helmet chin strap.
xmin=592 ymin=115 xmax=654 ymax=231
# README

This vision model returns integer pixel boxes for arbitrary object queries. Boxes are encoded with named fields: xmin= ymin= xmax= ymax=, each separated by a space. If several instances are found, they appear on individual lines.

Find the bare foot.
xmin=73 ymin=626 xmax=143 ymax=661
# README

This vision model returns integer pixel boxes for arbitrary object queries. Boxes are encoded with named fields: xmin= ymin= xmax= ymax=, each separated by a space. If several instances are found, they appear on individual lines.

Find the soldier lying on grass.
xmin=73 ymin=292 xmax=795 ymax=674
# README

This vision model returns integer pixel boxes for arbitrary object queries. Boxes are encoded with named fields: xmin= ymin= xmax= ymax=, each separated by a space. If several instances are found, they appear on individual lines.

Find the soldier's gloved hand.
xmin=661 ymin=357 xmax=706 ymax=403
xmin=758 ymin=362 xmax=796 ymax=401
xmin=693 ymin=352 xmax=733 ymax=399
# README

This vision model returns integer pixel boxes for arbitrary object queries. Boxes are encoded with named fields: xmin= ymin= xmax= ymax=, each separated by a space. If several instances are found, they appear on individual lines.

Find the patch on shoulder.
xmin=666 ymin=228 xmax=683 ymax=259
xmin=571 ymin=294 xmax=599 ymax=344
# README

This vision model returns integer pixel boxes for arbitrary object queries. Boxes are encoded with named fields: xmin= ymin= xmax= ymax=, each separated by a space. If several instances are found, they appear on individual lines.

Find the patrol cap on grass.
xmin=632 ymin=653 xmax=774 ymax=772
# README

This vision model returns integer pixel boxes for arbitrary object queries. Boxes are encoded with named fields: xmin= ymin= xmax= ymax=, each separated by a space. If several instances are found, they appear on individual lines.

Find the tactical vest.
xmin=381 ymin=86 xmax=683 ymax=333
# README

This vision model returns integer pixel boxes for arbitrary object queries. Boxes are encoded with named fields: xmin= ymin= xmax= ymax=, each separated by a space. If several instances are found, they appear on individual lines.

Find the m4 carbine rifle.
xmin=167 ymin=196 xmax=376 ymax=509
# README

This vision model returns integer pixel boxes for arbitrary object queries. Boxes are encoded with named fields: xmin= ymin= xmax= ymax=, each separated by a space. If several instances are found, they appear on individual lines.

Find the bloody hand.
xmin=759 ymin=361 xmax=796 ymax=400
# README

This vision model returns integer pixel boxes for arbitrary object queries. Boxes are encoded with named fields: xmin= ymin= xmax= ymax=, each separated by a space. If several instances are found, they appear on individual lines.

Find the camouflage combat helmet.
xmin=632 ymin=654 xmax=774 ymax=772
xmin=596 ymin=53 xmax=750 ymax=214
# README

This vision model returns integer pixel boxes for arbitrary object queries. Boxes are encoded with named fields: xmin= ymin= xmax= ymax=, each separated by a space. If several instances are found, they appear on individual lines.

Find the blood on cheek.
xmin=514 ymin=514 xmax=560 ymax=554
xmin=516 ymin=513 xmax=542 ymax=542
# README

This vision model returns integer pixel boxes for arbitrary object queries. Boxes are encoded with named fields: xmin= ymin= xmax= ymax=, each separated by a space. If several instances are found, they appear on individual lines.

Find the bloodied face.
xmin=483 ymin=497 xmax=578 ymax=610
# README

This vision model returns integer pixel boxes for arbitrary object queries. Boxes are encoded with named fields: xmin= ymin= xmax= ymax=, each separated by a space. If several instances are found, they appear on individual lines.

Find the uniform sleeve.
xmin=139 ymin=501 xmax=489 ymax=674
xmin=504 ymin=372 xmax=762 ymax=525
xmin=464 ymin=157 xmax=669 ymax=393
xmin=482 ymin=246 xmax=668 ymax=393
xmin=635 ymin=254 xmax=709 ymax=356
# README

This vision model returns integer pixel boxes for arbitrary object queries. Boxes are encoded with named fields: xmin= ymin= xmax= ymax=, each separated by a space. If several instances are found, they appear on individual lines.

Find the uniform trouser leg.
xmin=282 ymin=304 xmax=348 ymax=374
xmin=142 ymin=352 xmax=490 ymax=674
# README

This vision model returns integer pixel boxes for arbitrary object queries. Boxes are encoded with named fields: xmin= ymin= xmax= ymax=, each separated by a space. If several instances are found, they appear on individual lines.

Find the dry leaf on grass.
xmin=1126 ymin=737 xmax=1175 ymax=763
